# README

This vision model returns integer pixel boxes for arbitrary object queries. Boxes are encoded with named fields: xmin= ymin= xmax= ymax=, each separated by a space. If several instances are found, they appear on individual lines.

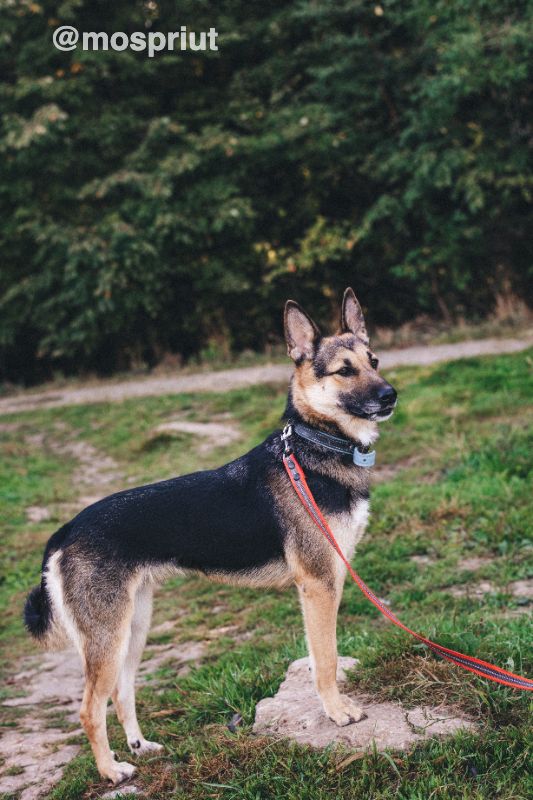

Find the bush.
xmin=1 ymin=0 xmax=531 ymax=382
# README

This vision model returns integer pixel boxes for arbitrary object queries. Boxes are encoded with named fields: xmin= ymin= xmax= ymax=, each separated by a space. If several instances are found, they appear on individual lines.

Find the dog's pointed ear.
xmin=284 ymin=300 xmax=321 ymax=363
xmin=340 ymin=287 xmax=369 ymax=344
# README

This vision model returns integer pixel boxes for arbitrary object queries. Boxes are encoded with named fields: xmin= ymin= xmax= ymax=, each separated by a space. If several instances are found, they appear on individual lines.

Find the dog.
xmin=24 ymin=288 xmax=397 ymax=784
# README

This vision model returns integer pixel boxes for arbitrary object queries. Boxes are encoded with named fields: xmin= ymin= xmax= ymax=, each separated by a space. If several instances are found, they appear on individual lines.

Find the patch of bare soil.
xmin=448 ymin=578 xmax=533 ymax=606
xmin=25 ymin=505 xmax=52 ymax=523
xmin=24 ymin=429 xmax=122 ymax=520
xmin=138 ymin=641 xmax=206 ymax=678
xmin=147 ymin=419 xmax=242 ymax=453
xmin=411 ymin=555 xmax=498 ymax=570
xmin=253 ymin=657 xmax=475 ymax=750
xmin=0 ymin=729 xmax=80 ymax=800
xmin=50 ymin=436 xmax=122 ymax=511
xmin=0 ymin=421 xmax=23 ymax=432
xmin=457 ymin=556 xmax=494 ymax=571
xmin=410 ymin=553 xmax=532 ymax=612
xmin=204 ymin=624 xmax=254 ymax=643
xmin=1 ymin=336 xmax=531 ymax=415
xmin=1 ymin=650 xmax=84 ymax=800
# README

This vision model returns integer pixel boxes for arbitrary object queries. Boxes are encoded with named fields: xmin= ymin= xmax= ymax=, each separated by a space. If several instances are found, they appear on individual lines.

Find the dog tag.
xmin=353 ymin=448 xmax=376 ymax=467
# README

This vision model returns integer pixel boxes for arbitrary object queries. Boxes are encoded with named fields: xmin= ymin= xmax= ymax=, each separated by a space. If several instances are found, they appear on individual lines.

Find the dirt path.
xmin=1 ymin=336 xmax=531 ymax=416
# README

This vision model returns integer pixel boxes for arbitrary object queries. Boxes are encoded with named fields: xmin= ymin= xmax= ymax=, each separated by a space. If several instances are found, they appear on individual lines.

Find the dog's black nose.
xmin=377 ymin=385 xmax=397 ymax=405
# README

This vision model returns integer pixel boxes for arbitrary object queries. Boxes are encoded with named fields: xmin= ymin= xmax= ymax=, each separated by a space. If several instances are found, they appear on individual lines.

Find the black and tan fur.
xmin=24 ymin=288 xmax=397 ymax=785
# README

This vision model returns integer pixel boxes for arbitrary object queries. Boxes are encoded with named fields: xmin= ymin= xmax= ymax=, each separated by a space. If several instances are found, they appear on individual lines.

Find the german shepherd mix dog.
xmin=25 ymin=289 xmax=397 ymax=785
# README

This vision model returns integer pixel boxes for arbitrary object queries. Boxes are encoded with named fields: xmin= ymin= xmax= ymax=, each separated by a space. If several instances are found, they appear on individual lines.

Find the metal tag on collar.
xmin=353 ymin=447 xmax=376 ymax=467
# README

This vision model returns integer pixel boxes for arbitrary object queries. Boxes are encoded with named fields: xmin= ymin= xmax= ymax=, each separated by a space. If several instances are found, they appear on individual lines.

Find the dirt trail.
xmin=1 ymin=336 xmax=531 ymax=416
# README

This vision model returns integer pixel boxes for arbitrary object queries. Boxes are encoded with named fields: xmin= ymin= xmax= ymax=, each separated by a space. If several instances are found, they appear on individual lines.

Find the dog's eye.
xmin=336 ymin=365 xmax=358 ymax=377
xmin=369 ymin=356 xmax=379 ymax=369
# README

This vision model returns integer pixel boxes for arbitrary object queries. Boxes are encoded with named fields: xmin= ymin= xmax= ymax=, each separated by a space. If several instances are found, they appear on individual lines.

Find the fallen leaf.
xmin=336 ymin=751 xmax=366 ymax=771
xmin=150 ymin=708 xmax=183 ymax=718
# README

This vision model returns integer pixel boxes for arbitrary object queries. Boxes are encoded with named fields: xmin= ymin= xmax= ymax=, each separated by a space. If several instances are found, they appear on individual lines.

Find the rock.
xmin=101 ymin=785 xmax=139 ymax=798
xmin=253 ymin=657 xmax=475 ymax=751
xmin=410 ymin=555 xmax=434 ymax=566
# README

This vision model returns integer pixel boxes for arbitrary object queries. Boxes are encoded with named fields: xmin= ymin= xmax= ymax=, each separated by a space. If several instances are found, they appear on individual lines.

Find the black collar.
xmin=290 ymin=422 xmax=376 ymax=467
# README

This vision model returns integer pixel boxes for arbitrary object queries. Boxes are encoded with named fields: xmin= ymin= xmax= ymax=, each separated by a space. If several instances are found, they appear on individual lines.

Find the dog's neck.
xmin=283 ymin=387 xmax=378 ymax=448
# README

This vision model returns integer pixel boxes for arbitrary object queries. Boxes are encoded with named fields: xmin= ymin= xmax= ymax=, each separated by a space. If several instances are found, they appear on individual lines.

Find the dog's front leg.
xmin=297 ymin=577 xmax=363 ymax=726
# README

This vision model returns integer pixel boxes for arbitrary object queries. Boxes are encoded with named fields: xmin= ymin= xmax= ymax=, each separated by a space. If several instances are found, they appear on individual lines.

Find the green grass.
xmin=1 ymin=350 xmax=532 ymax=799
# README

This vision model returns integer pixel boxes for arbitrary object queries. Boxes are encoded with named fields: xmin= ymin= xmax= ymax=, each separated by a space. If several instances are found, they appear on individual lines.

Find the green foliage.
xmin=0 ymin=1 xmax=532 ymax=381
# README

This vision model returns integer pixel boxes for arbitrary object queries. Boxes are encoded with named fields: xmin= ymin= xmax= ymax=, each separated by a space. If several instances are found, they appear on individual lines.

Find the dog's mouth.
xmin=339 ymin=384 xmax=398 ymax=423
xmin=373 ymin=403 xmax=396 ymax=422
xmin=374 ymin=400 xmax=397 ymax=421
xmin=339 ymin=400 xmax=397 ymax=422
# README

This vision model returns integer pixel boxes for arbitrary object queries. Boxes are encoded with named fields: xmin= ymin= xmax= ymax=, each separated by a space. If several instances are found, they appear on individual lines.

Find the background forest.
xmin=1 ymin=0 xmax=531 ymax=383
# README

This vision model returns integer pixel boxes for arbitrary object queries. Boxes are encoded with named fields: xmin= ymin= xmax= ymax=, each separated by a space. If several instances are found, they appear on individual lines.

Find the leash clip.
xmin=353 ymin=447 xmax=376 ymax=467
xmin=281 ymin=422 xmax=293 ymax=455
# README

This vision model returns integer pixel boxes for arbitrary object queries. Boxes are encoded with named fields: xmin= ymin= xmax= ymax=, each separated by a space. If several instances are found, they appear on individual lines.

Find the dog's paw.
xmin=128 ymin=737 xmax=164 ymax=756
xmin=103 ymin=760 xmax=137 ymax=785
xmin=326 ymin=695 xmax=365 ymax=727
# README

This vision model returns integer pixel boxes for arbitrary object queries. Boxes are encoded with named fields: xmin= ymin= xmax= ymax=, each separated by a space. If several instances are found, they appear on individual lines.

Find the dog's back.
xmin=24 ymin=433 xmax=291 ymax=651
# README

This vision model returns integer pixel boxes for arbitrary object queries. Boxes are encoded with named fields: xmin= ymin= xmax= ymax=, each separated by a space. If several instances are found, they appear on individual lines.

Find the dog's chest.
xmin=328 ymin=498 xmax=370 ymax=563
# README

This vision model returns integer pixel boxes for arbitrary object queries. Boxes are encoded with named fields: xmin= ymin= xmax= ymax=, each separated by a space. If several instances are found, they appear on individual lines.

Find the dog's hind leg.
xmin=112 ymin=580 xmax=164 ymax=756
xmin=297 ymin=574 xmax=364 ymax=726
xmin=80 ymin=648 xmax=137 ymax=783
xmin=79 ymin=600 xmax=137 ymax=784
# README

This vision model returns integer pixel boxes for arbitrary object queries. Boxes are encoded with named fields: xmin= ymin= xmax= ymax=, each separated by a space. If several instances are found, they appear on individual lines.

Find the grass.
xmin=0 ymin=350 xmax=532 ymax=799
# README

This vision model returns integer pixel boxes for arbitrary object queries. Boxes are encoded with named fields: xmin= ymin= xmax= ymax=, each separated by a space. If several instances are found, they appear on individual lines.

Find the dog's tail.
xmin=24 ymin=523 xmax=72 ymax=650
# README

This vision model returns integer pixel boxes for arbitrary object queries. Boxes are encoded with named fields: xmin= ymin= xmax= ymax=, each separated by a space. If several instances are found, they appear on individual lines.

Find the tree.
xmin=1 ymin=0 xmax=531 ymax=382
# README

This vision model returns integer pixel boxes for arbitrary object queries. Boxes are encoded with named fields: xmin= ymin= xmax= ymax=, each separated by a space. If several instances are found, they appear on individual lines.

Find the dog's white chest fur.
xmin=328 ymin=499 xmax=370 ymax=566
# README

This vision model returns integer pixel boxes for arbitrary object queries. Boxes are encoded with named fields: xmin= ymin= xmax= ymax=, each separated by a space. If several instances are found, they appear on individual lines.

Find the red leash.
xmin=283 ymin=452 xmax=533 ymax=691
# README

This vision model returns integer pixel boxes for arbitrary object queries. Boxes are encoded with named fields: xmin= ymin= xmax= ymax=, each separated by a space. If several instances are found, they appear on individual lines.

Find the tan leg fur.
xmin=112 ymin=582 xmax=164 ymax=756
xmin=296 ymin=573 xmax=363 ymax=726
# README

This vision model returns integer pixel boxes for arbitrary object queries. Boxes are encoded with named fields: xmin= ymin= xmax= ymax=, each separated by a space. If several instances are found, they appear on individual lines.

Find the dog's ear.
xmin=284 ymin=300 xmax=321 ymax=363
xmin=340 ymin=287 xmax=369 ymax=344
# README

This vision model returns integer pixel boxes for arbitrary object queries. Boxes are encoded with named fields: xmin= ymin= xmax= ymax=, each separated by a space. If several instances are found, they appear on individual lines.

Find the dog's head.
xmin=284 ymin=288 xmax=397 ymax=442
